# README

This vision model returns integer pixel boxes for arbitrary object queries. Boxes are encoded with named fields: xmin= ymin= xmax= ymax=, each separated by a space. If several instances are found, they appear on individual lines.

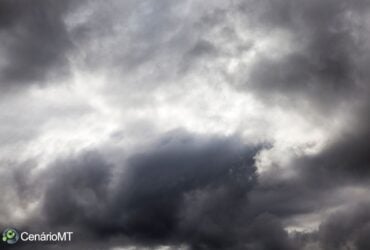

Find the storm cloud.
xmin=241 ymin=0 xmax=370 ymax=112
xmin=0 ymin=0 xmax=76 ymax=90
xmin=30 ymin=132 xmax=276 ymax=249
xmin=1 ymin=0 xmax=370 ymax=249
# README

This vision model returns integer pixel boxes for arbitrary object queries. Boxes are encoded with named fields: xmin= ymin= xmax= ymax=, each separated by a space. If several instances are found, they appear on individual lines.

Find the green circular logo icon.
xmin=2 ymin=228 xmax=19 ymax=244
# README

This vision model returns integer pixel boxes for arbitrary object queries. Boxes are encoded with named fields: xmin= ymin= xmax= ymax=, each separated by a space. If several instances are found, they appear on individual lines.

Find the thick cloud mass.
xmin=318 ymin=203 xmax=370 ymax=250
xmin=33 ymin=133 xmax=282 ymax=249
xmin=0 ymin=0 xmax=75 ymax=89
xmin=242 ymin=0 xmax=370 ymax=111
xmin=1 ymin=0 xmax=370 ymax=249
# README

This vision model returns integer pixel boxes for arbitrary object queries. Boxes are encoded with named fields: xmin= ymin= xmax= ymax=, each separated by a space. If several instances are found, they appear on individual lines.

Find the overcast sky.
xmin=1 ymin=0 xmax=370 ymax=249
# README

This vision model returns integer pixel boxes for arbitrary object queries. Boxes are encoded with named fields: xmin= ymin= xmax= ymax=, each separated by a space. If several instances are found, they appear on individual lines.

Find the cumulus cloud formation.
xmin=1 ymin=0 xmax=370 ymax=249
xmin=21 ymin=133 xmax=267 ymax=249
xmin=0 ymin=0 xmax=78 ymax=90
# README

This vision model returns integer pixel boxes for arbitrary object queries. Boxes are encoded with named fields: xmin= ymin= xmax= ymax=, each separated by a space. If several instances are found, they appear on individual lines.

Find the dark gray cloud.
xmin=42 ymin=151 xmax=113 ymax=231
xmin=5 ymin=131 xmax=298 ymax=249
xmin=39 ymin=132 xmax=260 ymax=249
xmin=276 ymin=203 xmax=370 ymax=250
xmin=318 ymin=203 xmax=370 ymax=250
xmin=1 ymin=0 xmax=370 ymax=249
xmin=289 ymin=101 xmax=370 ymax=190
xmin=0 ymin=0 xmax=76 ymax=90
xmin=238 ymin=0 xmax=370 ymax=112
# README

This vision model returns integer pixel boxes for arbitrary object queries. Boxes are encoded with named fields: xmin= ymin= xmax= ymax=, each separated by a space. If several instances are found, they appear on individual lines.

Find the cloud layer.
xmin=1 ymin=0 xmax=370 ymax=249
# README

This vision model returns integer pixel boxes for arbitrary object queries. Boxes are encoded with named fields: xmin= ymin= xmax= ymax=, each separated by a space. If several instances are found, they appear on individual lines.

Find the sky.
xmin=0 ymin=0 xmax=370 ymax=249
